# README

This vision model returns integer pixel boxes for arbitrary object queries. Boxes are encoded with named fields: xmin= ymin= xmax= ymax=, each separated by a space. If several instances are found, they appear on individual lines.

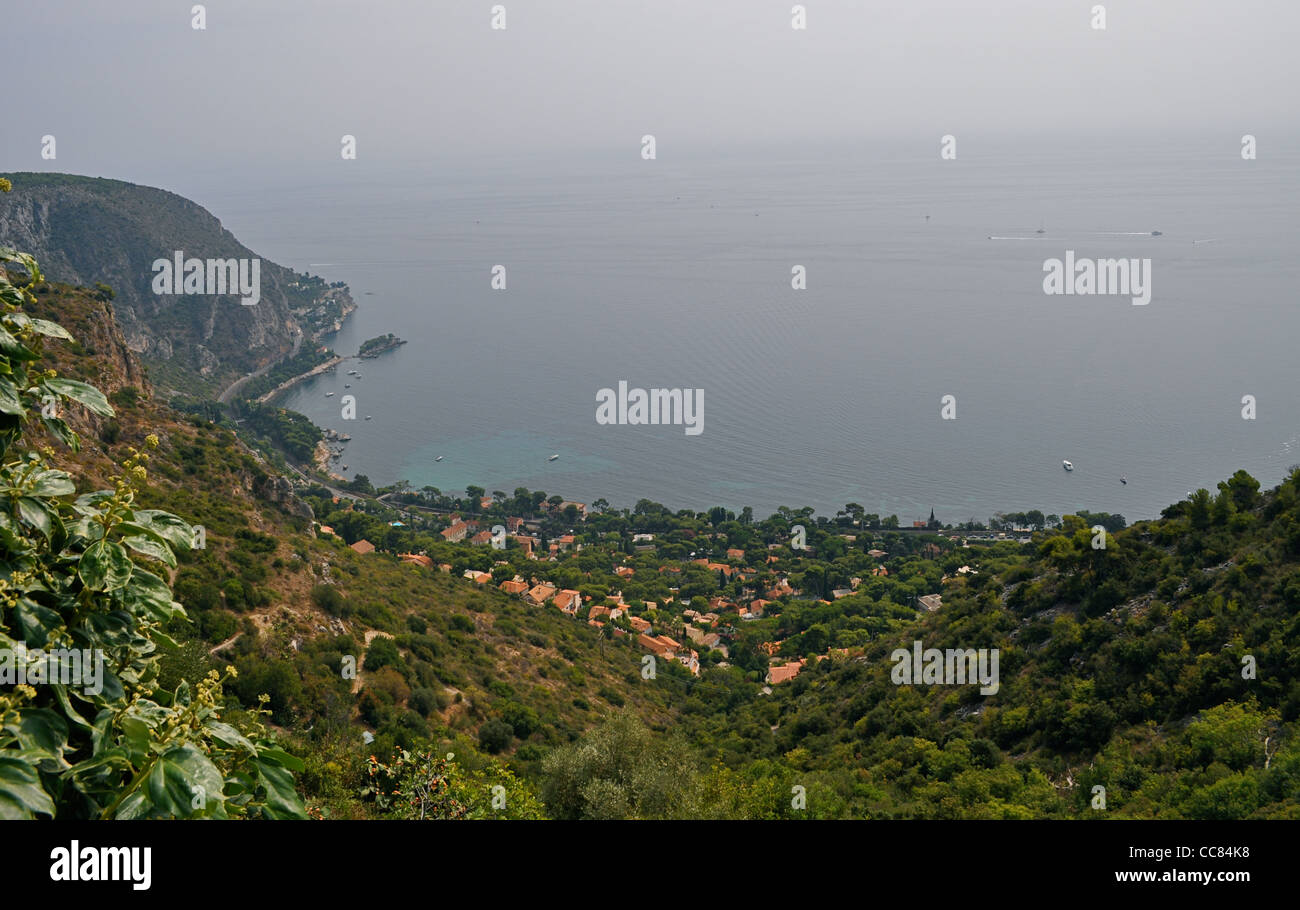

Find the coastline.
xmin=257 ymin=354 xmax=344 ymax=405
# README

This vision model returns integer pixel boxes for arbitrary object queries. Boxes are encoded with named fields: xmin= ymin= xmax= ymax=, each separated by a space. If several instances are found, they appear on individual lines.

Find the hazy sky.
xmin=4 ymin=0 xmax=1299 ymax=186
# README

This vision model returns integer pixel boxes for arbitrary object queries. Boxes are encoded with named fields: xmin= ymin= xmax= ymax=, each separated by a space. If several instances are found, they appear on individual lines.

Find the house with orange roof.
xmin=470 ymin=530 xmax=493 ymax=546
xmin=499 ymin=579 xmax=529 ymax=595
xmin=350 ymin=539 xmax=375 ymax=555
xmin=629 ymin=615 xmax=652 ymax=634
xmin=400 ymin=553 xmax=433 ymax=568
xmin=655 ymin=634 xmax=681 ymax=653
xmin=637 ymin=634 xmax=677 ymax=658
xmin=766 ymin=660 xmax=805 ymax=685
xmin=552 ymin=589 xmax=582 ymax=614
xmin=441 ymin=521 xmax=470 ymax=543
xmin=525 ymin=583 xmax=557 ymax=606
xmin=318 ymin=525 xmax=335 ymax=537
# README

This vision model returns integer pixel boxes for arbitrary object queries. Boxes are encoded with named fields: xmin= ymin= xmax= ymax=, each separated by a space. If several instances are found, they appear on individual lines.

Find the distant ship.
xmin=548 ymin=454 xmax=559 ymax=462
xmin=435 ymin=455 xmax=443 ymax=462
xmin=1062 ymin=460 xmax=1074 ymax=471
xmin=364 ymin=415 xmax=372 ymax=421
xmin=1151 ymin=230 xmax=1162 ymax=236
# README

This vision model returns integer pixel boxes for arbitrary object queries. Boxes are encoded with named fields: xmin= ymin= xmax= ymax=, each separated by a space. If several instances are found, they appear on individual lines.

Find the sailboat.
xmin=1036 ymin=220 xmax=1046 ymax=234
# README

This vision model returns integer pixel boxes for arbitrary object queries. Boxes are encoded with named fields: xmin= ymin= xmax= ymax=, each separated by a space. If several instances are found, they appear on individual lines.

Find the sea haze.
xmin=186 ymin=137 xmax=1300 ymax=524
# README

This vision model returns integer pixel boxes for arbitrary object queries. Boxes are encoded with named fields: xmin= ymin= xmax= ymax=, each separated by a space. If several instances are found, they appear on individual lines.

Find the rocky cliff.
xmin=0 ymin=172 xmax=354 ymax=398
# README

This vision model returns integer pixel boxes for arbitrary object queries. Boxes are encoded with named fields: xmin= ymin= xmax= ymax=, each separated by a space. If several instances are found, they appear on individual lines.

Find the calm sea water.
xmin=182 ymin=138 xmax=1300 ymax=524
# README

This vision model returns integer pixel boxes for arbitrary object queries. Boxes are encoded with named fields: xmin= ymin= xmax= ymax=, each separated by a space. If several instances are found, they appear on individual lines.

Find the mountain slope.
xmin=0 ymin=172 xmax=353 ymax=396
xmin=23 ymin=278 xmax=676 ymax=818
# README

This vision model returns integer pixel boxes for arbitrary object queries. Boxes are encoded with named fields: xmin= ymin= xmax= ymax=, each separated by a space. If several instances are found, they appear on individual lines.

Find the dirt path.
xmin=350 ymin=630 xmax=395 ymax=693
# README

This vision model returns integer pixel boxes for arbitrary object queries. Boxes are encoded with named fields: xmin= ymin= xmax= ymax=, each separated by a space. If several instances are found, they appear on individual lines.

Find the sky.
xmin=4 ymin=0 xmax=1299 ymax=187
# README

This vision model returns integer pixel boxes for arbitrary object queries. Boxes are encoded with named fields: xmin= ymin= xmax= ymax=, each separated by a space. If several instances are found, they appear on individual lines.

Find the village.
xmin=313 ymin=492 xmax=988 ymax=689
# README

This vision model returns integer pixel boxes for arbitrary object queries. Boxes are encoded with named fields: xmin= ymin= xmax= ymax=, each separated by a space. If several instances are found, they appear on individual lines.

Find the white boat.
xmin=435 ymin=455 xmax=443 ymax=462
xmin=325 ymin=392 xmax=334 ymax=397
xmin=548 ymin=454 xmax=559 ymax=462
xmin=1062 ymin=460 xmax=1073 ymax=471
xmin=364 ymin=415 xmax=372 ymax=420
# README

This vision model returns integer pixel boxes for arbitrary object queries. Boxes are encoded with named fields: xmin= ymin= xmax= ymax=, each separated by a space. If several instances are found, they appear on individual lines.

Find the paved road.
xmin=217 ymin=328 xmax=304 ymax=404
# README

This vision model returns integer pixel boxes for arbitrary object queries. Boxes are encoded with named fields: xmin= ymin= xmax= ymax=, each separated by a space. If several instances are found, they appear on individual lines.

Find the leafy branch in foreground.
xmin=0 ymin=241 xmax=305 ymax=818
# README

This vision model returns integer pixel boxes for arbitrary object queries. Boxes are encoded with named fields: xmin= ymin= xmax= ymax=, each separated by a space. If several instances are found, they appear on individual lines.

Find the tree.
xmin=364 ymin=636 xmax=402 ymax=674
xmin=540 ymin=712 xmax=702 ymax=819
xmin=361 ymin=750 xmax=468 ymax=819
xmin=478 ymin=718 xmax=514 ymax=754
xmin=1218 ymin=470 xmax=1261 ymax=512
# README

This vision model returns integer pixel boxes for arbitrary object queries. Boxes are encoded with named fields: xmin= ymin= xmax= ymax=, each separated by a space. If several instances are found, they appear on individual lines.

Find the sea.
xmin=176 ymin=135 xmax=1300 ymax=525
